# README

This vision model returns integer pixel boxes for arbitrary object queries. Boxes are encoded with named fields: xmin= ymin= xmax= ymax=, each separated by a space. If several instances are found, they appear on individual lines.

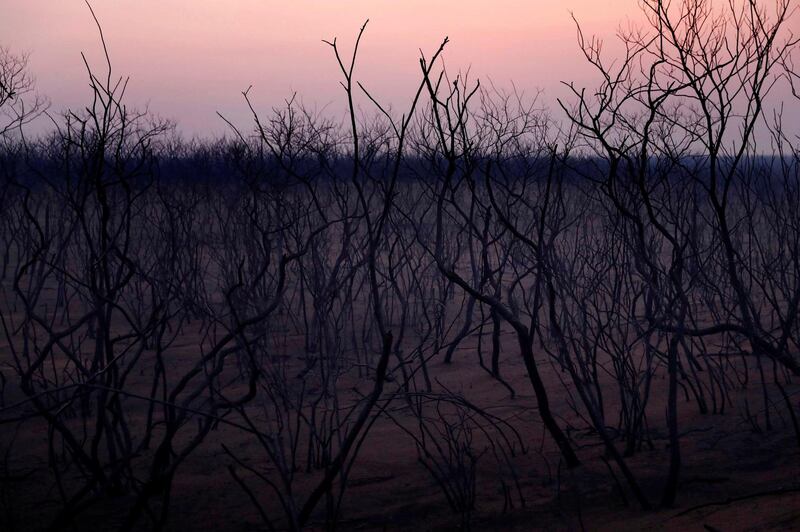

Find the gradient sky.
xmin=2 ymin=1 xmax=796 ymax=140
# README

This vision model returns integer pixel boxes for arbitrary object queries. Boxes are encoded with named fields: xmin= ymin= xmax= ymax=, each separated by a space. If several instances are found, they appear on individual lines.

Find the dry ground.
xmin=2 ymin=307 xmax=799 ymax=531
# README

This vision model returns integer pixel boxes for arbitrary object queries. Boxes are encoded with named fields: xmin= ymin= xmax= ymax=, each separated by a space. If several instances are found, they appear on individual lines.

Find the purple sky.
xmin=2 ymin=1 xmax=797 ymax=143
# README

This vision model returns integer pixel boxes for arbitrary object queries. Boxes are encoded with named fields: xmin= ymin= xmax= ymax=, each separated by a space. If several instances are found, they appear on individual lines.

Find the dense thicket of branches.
xmin=1 ymin=0 xmax=799 ymax=530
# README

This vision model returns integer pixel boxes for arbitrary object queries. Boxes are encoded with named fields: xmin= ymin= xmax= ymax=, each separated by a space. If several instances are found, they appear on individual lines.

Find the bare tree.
xmin=0 ymin=46 xmax=48 ymax=136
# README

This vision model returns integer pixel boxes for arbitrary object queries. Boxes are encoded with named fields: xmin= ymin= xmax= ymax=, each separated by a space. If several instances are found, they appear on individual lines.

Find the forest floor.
xmin=1 ymin=313 xmax=799 ymax=531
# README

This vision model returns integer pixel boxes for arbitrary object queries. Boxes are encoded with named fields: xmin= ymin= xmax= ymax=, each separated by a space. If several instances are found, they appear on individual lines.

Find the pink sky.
xmin=2 ymin=1 xmax=797 ymax=140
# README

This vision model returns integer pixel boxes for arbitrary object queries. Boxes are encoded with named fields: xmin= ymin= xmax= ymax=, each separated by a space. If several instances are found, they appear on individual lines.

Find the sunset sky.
xmin=2 ymin=1 xmax=796 ymax=138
